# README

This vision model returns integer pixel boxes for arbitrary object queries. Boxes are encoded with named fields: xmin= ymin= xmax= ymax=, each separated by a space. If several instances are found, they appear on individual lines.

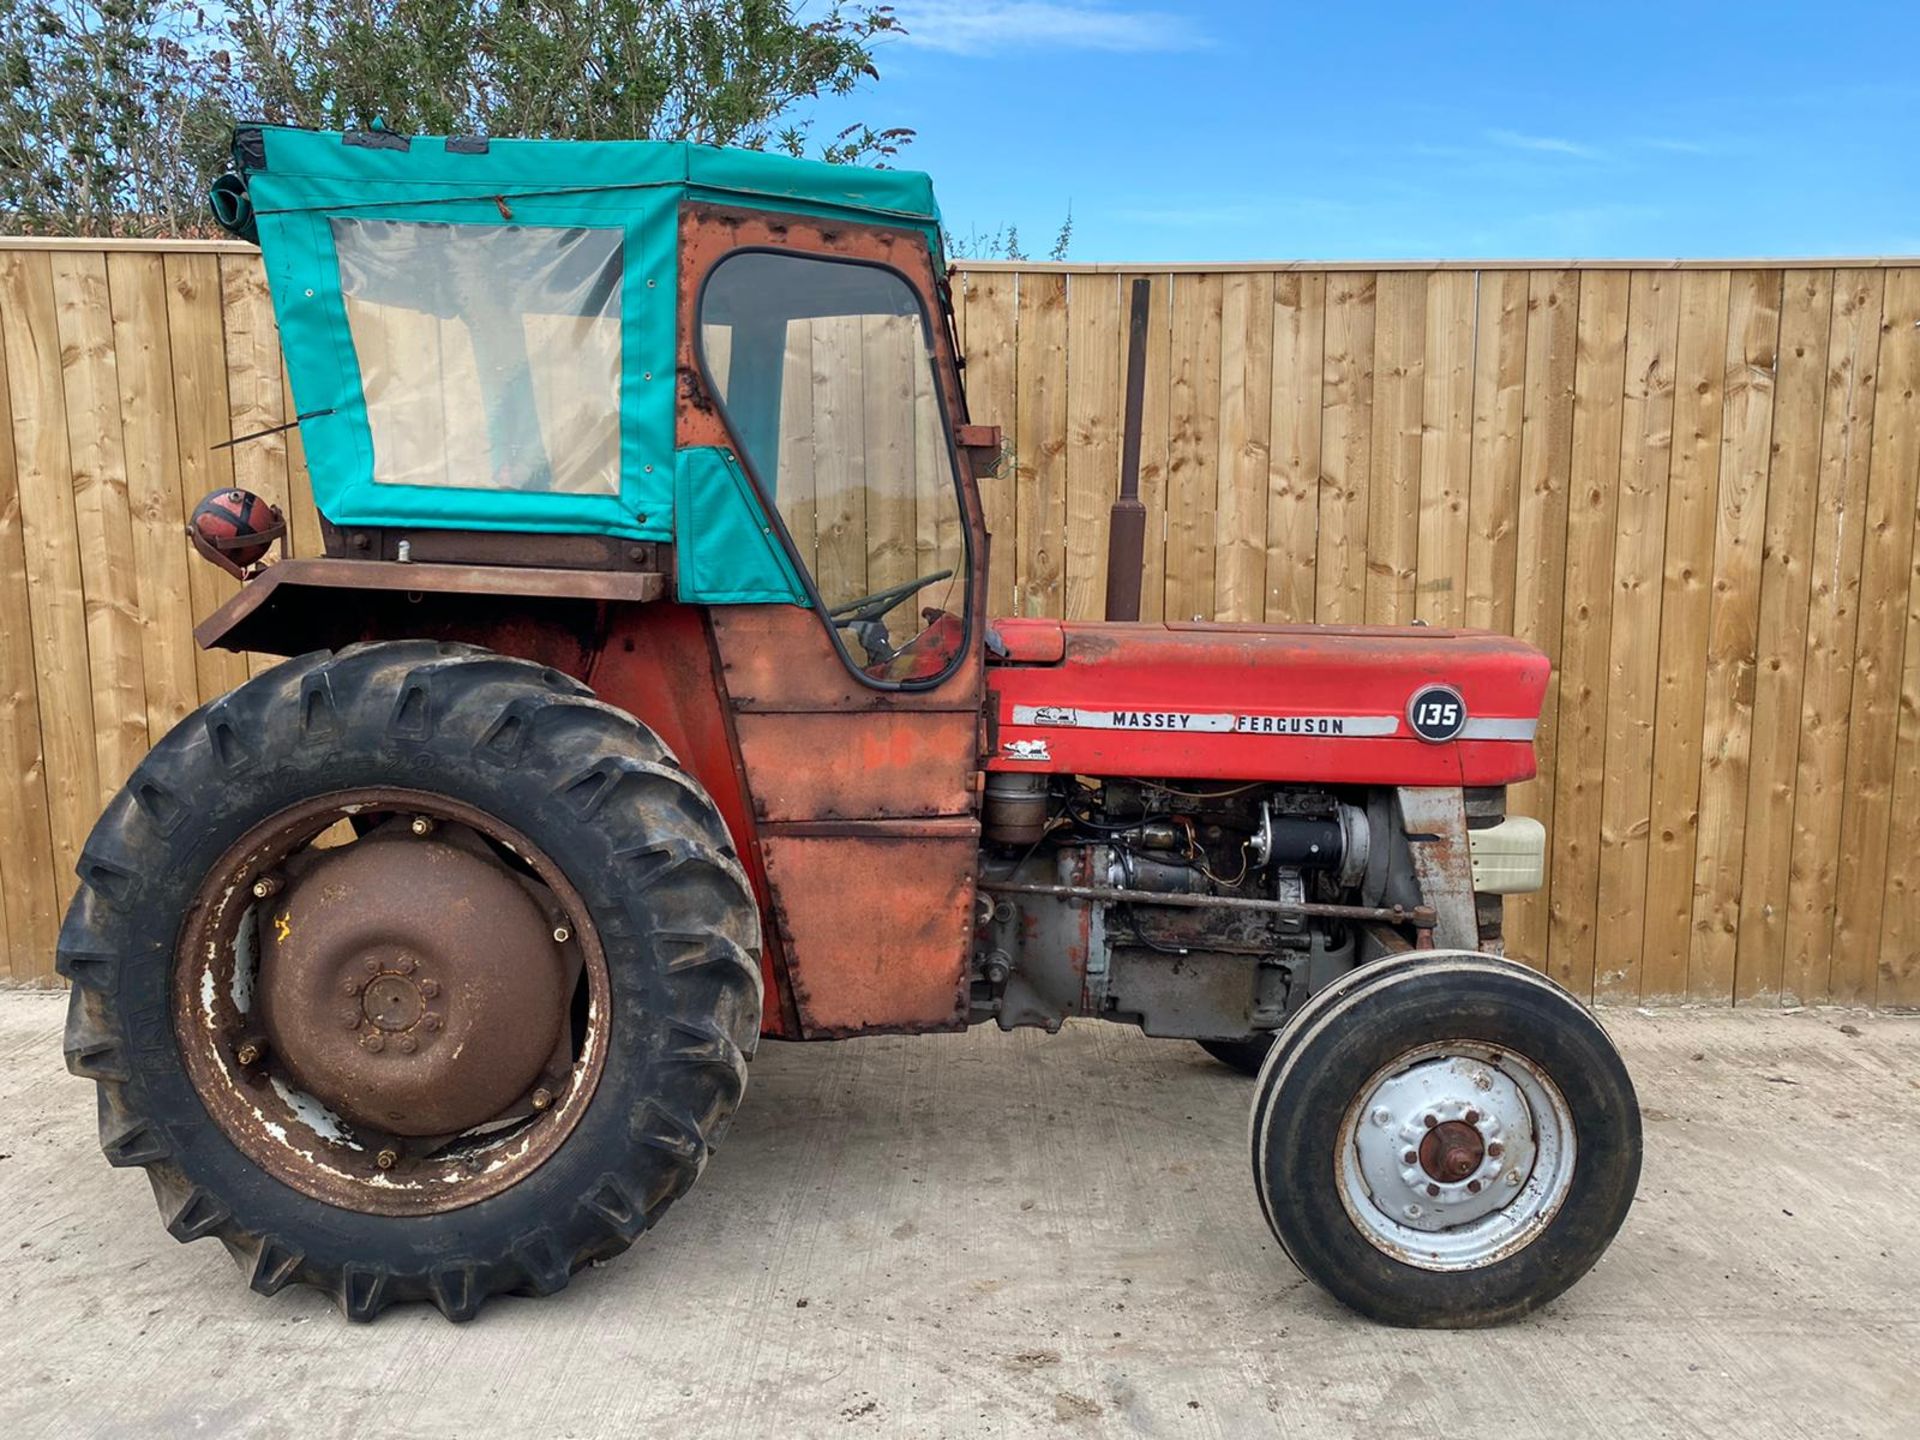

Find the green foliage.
xmin=0 ymin=0 xmax=911 ymax=235
xmin=0 ymin=0 xmax=236 ymax=235
xmin=945 ymin=208 xmax=1073 ymax=263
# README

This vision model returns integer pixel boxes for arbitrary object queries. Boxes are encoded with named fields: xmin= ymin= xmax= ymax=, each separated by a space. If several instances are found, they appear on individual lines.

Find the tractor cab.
xmin=59 ymin=127 xmax=1639 ymax=1330
xmin=208 ymin=124 xmax=983 ymax=686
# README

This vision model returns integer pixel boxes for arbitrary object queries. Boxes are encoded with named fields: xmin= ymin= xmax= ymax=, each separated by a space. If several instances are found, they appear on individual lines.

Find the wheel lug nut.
xmin=342 ymin=977 xmax=363 ymax=995
xmin=419 ymin=979 xmax=440 ymax=998
xmin=410 ymin=816 xmax=435 ymax=837
xmin=376 ymin=1147 xmax=399 ymax=1170
xmin=360 ymin=1033 xmax=385 ymax=1053
xmin=1423 ymin=1114 xmax=1438 ymax=1129
xmin=1426 ymin=1182 xmax=1440 ymax=1198
xmin=1487 ymin=1142 xmax=1504 ymax=1159
xmin=364 ymin=957 xmax=382 ymax=973
xmin=395 ymin=955 xmax=416 ymax=975
xmin=235 ymin=1040 xmax=264 ymax=1066
xmin=531 ymin=1087 xmax=554 ymax=1111
xmin=1467 ymin=1179 xmax=1483 ymax=1193
xmin=251 ymin=875 xmax=281 ymax=899
xmin=396 ymin=1034 xmax=417 ymax=1054
xmin=552 ymin=925 xmax=572 ymax=944
xmin=1402 ymin=1150 xmax=1418 ymax=1165
xmin=340 ymin=1008 xmax=361 ymax=1029
xmin=420 ymin=1012 xmax=442 ymax=1032
xmin=1465 ymin=1109 xmax=1481 ymax=1125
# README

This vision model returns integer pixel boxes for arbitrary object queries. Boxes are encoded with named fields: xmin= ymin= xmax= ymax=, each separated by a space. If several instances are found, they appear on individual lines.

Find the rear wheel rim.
xmin=172 ymin=788 xmax=611 ymax=1217
xmin=1335 ymin=1040 xmax=1576 ymax=1271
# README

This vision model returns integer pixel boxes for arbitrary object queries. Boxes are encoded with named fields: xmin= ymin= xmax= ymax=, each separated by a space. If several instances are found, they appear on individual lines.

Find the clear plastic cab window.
xmin=331 ymin=219 xmax=623 ymax=495
xmin=698 ymin=250 xmax=969 ymax=684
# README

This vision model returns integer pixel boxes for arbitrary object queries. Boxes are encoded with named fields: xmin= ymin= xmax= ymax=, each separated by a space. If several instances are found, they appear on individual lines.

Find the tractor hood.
xmin=984 ymin=619 xmax=1549 ymax=787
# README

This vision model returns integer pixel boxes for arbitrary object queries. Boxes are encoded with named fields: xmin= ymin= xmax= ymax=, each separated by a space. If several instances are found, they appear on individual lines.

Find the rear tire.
xmin=1251 ymin=955 xmax=1639 ymax=1327
xmin=60 ymin=641 xmax=762 ymax=1321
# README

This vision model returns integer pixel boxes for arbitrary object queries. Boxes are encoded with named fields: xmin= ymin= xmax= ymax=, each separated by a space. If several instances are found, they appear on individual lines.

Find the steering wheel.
xmin=828 ymin=569 xmax=956 ymax=627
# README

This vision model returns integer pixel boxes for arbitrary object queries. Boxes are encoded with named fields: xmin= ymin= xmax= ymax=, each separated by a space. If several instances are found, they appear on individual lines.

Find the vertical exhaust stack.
xmin=1103 ymin=277 xmax=1154 ymax=622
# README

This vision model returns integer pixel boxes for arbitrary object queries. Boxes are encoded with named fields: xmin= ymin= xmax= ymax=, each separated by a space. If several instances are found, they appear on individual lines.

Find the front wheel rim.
xmin=1335 ymin=1040 xmax=1576 ymax=1272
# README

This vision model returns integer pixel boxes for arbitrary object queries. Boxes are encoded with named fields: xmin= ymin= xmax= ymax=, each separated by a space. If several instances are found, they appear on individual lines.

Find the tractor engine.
xmin=973 ymin=776 xmax=1506 ymax=1042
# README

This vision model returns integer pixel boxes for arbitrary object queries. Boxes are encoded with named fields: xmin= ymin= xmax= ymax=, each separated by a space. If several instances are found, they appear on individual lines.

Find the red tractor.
xmin=62 ymin=126 xmax=1639 ymax=1327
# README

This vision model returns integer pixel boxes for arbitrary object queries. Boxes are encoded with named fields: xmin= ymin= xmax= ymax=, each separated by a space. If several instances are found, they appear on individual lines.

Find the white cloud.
xmin=894 ymin=2 xmax=1209 ymax=56
xmin=1486 ymin=128 xmax=1606 ymax=161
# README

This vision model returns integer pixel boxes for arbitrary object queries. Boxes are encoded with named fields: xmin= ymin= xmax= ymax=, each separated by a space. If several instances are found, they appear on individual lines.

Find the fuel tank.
xmin=985 ymin=619 xmax=1549 ymax=787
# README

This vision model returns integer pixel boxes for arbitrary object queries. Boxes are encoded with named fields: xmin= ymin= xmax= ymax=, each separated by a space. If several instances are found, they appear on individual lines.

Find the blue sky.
xmin=806 ymin=1 xmax=1919 ymax=262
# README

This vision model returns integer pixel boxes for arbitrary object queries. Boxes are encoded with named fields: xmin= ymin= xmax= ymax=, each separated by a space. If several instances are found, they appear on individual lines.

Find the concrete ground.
xmin=0 ymin=992 xmax=1914 ymax=1440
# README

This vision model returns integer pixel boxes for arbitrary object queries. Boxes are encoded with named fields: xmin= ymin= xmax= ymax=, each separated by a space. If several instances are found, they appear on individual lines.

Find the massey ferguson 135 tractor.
xmin=59 ymin=126 xmax=1639 ymax=1327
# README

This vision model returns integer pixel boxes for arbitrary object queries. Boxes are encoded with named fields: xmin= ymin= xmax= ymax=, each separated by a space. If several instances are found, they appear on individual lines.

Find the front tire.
xmin=1196 ymin=1036 xmax=1274 ymax=1076
xmin=60 ymin=642 xmax=762 ymax=1321
xmin=1251 ymin=955 xmax=1639 ymax=1327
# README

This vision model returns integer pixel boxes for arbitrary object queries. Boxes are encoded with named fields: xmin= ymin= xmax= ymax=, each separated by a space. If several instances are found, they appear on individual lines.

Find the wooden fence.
xmin=1 ymin=239 xmax=1917 ymax=1008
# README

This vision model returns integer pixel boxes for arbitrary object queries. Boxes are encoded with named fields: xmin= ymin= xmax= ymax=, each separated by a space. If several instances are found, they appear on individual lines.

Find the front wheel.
xmin=1251 ymin=954 xmax=1639 ymax=1327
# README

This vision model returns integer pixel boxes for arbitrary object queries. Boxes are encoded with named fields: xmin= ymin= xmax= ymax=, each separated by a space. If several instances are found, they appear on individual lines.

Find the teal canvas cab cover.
xmin=213 ymin=124 xmax=946 ymax=600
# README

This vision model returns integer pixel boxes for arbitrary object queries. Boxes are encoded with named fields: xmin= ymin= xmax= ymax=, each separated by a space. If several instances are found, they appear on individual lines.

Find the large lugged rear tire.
xmin=1251 ymin=954 xmax=1640 ymax=1327
xmin=59 ymin=641 xmax=762 ymax=1321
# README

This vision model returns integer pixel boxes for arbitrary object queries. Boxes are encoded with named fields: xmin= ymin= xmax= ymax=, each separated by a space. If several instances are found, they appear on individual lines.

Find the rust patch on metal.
xmin=585 ymin=603 xmax=801 ymax=1038
xmin=1396 ymin=786 xmax=1480 ymax=950
xmin=1419 ymin=1120 xmax=1487 ymax=1184
xmin=732 ymin=710 xmax=977 ymax=822
xmin=262 ymin=826 xmax=569 ymax=1136
xmin=173 ymin=789 xmax=608 ymax=1217
xmin=196 ymin=555 xmax=665 ymax=651
xmin=763 ymin=830 xmax=977 ymax=1037
xmin=709 ymin=603 xmax=981 ymax=714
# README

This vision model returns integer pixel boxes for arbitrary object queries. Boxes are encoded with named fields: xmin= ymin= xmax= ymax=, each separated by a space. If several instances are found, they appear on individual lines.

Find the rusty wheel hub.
xmin=174 ymin=789 xmax=608 ymax=1216
xmin=260 ymin=828 xmax=569 ymax=1136
xmin=1418 ymin=1119 xmax=1487 ymax=1185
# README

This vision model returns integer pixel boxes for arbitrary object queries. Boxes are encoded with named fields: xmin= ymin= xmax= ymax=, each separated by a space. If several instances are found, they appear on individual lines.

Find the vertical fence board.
xmin=1064 ymin=274 xmax=1122 ymax=620
xmin=1734 ymin=272 xmax=1833 ymax=1002
xmin=50 ymin=252 xmax=149 ymax=794
xmin=1830 ymin=270 xmax=1918 ymax=1004
xmin=1594 ymin=271 xmax=1681 ymax=999
xmin=1416 ymin=272 xmax=1476 ymax=628
xmin=1864 ymin=270 xmax=1920 ymax=1006
xmin=218 ymin=256 xmax=293 ymax=680
xmin=1316 ymin=274 xmax=1375 ymax=625
xmin=1547 ymin=272 xmax=1630 ymax=997
xmin=1265 ymin=273 xmax=1325 ymax=624
xmin=1506 ymin=270 xmax=1579 ymax=966
xmin=0 ymin=291 xmax=61 ymax=981
xmin=960 ymin=272 xmax=1018 ymax=617
xmin=1782 ymin=271 xmax=1882 ymax=1005
xmin=105 ymin=253 xmax=200 ymax=742
xmin=1164 ymin=273 xmax=1223 ymax=622
xmin=0 ymin=251 xmax=97 ymax=923
xmin=1687 ymin=271 xmax=1783 ymax=1000
xmin=1466 ymin=272 xmax=1529 ymax=631
xmin=1640 ymin=270 xmax=1731 ymax=999
xmin=1365 ymin=273 xmax=1425 ymax=625
xmin=1215 ymin=273 xmax=1275 ymax=624
xmin=163 ymin=253 xmax=250 ymax=704
xmin=1013 ymin=273 xmax=1068 ymax=619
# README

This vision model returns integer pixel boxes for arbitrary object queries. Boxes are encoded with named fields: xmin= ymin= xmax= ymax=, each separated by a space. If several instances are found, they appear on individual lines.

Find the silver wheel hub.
xmin=1338 ymin=1042 xmax=1575 ymax=1271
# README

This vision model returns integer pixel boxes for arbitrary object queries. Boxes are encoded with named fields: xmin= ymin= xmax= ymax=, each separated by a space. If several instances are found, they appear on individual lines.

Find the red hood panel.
xmin=986 ymin=619 xmax=1548 ymax=786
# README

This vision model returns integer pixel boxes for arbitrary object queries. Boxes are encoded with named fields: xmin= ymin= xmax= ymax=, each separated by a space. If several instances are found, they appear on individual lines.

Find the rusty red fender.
xmin=984 ymin=619 xmax=1549 ymax=787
